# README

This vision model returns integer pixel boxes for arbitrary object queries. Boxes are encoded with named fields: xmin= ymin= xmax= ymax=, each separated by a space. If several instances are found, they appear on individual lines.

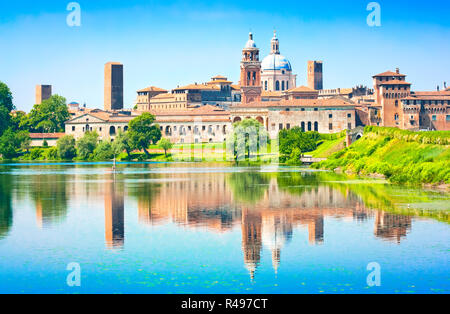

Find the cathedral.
xmin=260 ymin=31 xmax=297 ymax=92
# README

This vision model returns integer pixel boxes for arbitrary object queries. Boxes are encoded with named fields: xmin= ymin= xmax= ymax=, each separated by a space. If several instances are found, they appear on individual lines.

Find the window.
xmin=282 ymin=81 xmax=285 ymax=91
xmin=395 ymin=100 xmax=399 ymax=107
xmin=308 ymin=122 xmax=312 ymax=131
xmin=348 ymin=123 xmax=352 ymax=130
xmin=432 ymin=115 xmax=437 ymax=121
xmin=314 ymin=122 xmax=319 ymax=132
xmin=394 ymin=114 xmax=399 ymax=121
xmin=446 ymin=115 xmax=450 ymax=122
xmin=265 ymin=81 xmax=268 ymax=91
xmin=272 ymin=124 xmax=276 ymax=130
xmin=301 ymin=122 xmax=305 ymax=132
xmin=329 ymin=123 xmax=333 ymax=131
xmin=279 ymin=123 xmax=283 ymax=130
xmin=314 ymin=108 xmax=318 ymax=111
xmin=286 ymin=123 xmax=291 ymax=130
xmin=72 ymin=126 xmax=75 ymax=131
xmin=286 ymin=82 xmax=289 ymax=90
xmin=329 ymin=114 xmax=333 ymax=119
xmin=276 ymin=81 xmax=280 ymax=91
xmin=347 ymin=113 xmax=352 ymax=118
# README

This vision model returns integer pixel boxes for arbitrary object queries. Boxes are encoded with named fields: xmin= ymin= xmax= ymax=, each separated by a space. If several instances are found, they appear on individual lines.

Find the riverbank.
xmin=312 ymin=127 xmax=450 ymax=187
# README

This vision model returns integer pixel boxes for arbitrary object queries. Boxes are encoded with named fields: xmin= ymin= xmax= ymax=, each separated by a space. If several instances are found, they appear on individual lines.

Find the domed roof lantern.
xmin=271 ymin=30 xmax=280 ymax=54
xmin=245 ymin=32 xmax=257 ymax=49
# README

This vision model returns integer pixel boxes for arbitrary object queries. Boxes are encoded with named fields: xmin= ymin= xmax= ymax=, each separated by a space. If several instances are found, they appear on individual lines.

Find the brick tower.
xmin=104 ymin=62 xmax=124 ymax=111
xmin=307 ymin=61 xmax=323 ymax=90
xmin=240 ymin=33 xmax=262 ymax=104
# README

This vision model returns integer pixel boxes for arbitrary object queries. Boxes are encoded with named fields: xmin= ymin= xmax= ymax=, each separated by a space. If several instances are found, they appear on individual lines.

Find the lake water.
xmin=0 ymin=162 xmax=448 ymax=294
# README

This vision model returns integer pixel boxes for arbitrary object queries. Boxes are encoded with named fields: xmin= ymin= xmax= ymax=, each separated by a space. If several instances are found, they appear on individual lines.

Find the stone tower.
xmin=307 ymin=61 xmax=323 ymax=90
xmin=240 ymin=33 xmax=262 ymax=104
xmin=35 ymin=85 xmax=52 ymax=104
xmin=104 ymin=62 xmax=124 ymax=111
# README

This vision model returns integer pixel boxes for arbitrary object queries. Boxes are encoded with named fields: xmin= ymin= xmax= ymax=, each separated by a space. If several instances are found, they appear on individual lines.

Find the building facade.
xmin=135 ymin=86 xmax=167 ymax=111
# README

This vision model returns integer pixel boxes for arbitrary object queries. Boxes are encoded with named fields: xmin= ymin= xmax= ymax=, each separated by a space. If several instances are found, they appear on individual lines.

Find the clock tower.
xmin=240 ymin=33 xmax=262 ymax=104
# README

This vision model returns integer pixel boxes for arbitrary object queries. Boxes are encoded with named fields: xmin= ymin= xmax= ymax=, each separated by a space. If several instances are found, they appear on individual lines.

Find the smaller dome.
xmin=245 ymin=32 xmax=257 ymax=49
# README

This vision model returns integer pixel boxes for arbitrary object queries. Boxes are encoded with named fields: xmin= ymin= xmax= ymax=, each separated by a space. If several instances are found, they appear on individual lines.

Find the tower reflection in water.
xmin=104 ymin=176 xmax=125 ymax=249
xmin=130 ymin=172 xmax=412 ymax=278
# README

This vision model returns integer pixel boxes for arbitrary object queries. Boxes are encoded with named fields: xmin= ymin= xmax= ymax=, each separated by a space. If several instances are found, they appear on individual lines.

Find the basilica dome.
xmin=261 ymin=54 xmax=292 ymax=71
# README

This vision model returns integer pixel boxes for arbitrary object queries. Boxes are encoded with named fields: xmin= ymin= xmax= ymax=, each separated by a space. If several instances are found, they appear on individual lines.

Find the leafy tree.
xmin=112 ymin=130 xmax=132 ymax=157
xmin=158 ymin=138 xmax=173 ymax=157
xmin=76 ymin=131 xmax=99 ymax=160
xmin=93 ymin=141 xmax=114 ymax=161
xmin=279 ymin=127 xmax=318 ymax=162
xmin=0 ymin=82 xmax=14 ymax=136
xmin=227 ymin=118 xmax=268 ymax=161
xmin=26 ymin=95 xmax=69 ymax=133
xmin=44 ymin=147 xmax=58 ymax=160
xmin=10 ymin=111 xmax=28 ymax=132
xmin=57 ymin=135 xmax=76 ymax=160
xmin=128 ymin=113 xmax=161 ymax=157
xmin=0 ymin=129 xmax=30 ymax=159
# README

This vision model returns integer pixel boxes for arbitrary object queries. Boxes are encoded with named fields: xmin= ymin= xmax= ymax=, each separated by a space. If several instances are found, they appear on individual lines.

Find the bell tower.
xmin=240 ymin=33 xmax=262 ymax=104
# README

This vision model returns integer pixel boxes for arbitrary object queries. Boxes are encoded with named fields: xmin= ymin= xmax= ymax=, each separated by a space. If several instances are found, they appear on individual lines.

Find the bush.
xmin=44 ymin=147 xmax=58 ymax=160
xmin=57 ymin=135 xmax=76 ymax=160
xmin=76 ymin=131 xmax=99 ymax=160
xmin=29 ymin=147 xmax=44 ymax=160
xmin=93 ymin=141 xmax=114 ymax=161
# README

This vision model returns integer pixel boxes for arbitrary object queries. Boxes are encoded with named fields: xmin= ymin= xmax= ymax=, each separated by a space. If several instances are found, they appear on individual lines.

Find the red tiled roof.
xmin=378 ymin=80 xmax=411 ymax=85
xmin=373 ymin=71 xmax=406 ymax=77
xmin=137 ymin=86 xmax=167 ymax=93
xmin=30 ymin=133 xmax=65 ymax=139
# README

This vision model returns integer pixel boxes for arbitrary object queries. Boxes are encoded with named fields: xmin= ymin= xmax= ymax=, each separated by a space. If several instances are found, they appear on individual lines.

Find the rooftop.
xmin=373 ymin=70 xmax=406 ymax=77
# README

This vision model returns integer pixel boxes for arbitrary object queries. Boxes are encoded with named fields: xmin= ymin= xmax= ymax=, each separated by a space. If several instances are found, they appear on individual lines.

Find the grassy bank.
xmin=312 ymin=127 xmax=450 ymax=186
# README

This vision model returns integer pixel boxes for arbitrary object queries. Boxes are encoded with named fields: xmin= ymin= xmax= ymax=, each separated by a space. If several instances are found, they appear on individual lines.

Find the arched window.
xmin=265 ymin=81 xmax=268 ymax=91
xmin=109 ymin=126 xmax=116 ymax=136
xmin=308 ymin=122 xmax=312 ymax=131
xmin=286 ymin=81 xmax=289 ymax=90
xmin=301 ymin=122 xmax=305 ymax=132
xmin=282 ymin=81 xmax=285 ymax=91
xmin=314 ymin=122 xmax=319 ymax=132
xmin=276 ymin=81 xmax=280 ymax=91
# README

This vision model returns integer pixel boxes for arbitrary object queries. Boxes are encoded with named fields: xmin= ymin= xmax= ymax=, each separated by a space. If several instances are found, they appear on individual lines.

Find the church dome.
xmin=245 ymin=32 xmax=257 ymax=49
xmin=261 ymin=54 xmax=292 ymax=71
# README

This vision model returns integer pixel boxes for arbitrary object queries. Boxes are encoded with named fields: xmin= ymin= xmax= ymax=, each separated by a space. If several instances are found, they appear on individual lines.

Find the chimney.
xmin=396 ymin=68 xmax=400 ymax=74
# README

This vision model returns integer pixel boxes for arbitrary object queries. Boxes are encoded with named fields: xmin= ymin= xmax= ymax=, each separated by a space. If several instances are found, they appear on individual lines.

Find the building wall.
xmin=157 ymin=121 xmax=232 ymax=144
xmin=30 ymin=138 xmax=59 ymax=147
xmin=261 ymin=70 xmax=296 ymax=92
xmin=267 ymin=107 xmax=355 ymax=138
xmin=65 ymin=121 xmax=129 ymax=141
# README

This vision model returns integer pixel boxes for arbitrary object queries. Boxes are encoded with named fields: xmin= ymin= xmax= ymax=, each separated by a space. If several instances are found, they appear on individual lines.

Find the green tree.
xmin=0 ymin=82 xmax=14 ymax=136
xmin=56 ymin=135 xmax=76 ymax=160
xmin=26 ymin=95 xmax=69 ymax=133
xmin=76 ymin=131 xmax=99 ymax=160
xmin=279 ymin=127 xmax=318 ymax=163
xmin=157 ymin=138 xmax=173 ymax=157
xmin=112 ymin=130 xmax=132 ymax=157
xmin=227 ymin=118 xmax=268 ymax=161
xmin=128 ymin=113 xmax=161 ymax=157
xmin=0 ymin=129 xmax=30 ymax=159
xmin=93 ymin=141 xmax=114 ymax=161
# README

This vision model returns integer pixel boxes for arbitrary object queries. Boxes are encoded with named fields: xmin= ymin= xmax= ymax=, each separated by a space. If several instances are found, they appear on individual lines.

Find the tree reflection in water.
xmin=0 ymin=172 xmax=13 ymax=239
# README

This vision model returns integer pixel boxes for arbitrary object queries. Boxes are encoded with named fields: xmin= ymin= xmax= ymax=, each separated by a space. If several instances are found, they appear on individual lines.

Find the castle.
xmin=62 ymin=32 xmax=450 ymax=144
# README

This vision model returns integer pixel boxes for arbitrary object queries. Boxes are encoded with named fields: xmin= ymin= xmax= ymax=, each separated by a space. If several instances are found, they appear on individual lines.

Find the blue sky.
xmin=1 ymin=0 xmax=449 ymax=111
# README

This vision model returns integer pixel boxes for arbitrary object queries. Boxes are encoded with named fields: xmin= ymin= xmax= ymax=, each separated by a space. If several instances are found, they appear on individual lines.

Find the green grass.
xmin=310 ymin=137 xmax=346 ymax=158
xmin=313 ymin=127 xmax=450 ymax=186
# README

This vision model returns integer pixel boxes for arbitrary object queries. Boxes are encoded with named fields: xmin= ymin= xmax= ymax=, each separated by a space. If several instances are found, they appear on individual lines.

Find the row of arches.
xmin=161 ymin=124 xmax=228 ymax=137
xmin=263 ymin=80 xmax=289 ymax=91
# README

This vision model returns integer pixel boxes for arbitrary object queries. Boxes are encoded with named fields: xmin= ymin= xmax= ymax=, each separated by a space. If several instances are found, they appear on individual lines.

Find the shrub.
xmin=93 ymin=141 xmax=114 ymax=161
xmin=57 ymin=135 xmax=76 ymax=160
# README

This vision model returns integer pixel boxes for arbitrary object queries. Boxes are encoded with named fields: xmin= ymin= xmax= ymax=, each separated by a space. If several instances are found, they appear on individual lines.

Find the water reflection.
xmin=0 ymin=173 xmax=13 ymax=239
xmin=131 ymin=171 xmax=417 ymax=279
xmin=0 ymin=165 xmax=444 ymax=282
xmin=105 ymin=175 xmax=125 ymax=249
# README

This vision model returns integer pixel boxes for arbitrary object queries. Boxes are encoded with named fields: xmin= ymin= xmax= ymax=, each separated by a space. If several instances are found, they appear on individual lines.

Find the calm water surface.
xmin=0 ymin=162 xmax=448 ymax=294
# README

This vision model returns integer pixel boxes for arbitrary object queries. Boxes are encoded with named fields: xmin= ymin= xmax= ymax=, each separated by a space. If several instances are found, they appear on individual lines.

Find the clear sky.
xmin=1 ymin=0 xmax=449 ymax=111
